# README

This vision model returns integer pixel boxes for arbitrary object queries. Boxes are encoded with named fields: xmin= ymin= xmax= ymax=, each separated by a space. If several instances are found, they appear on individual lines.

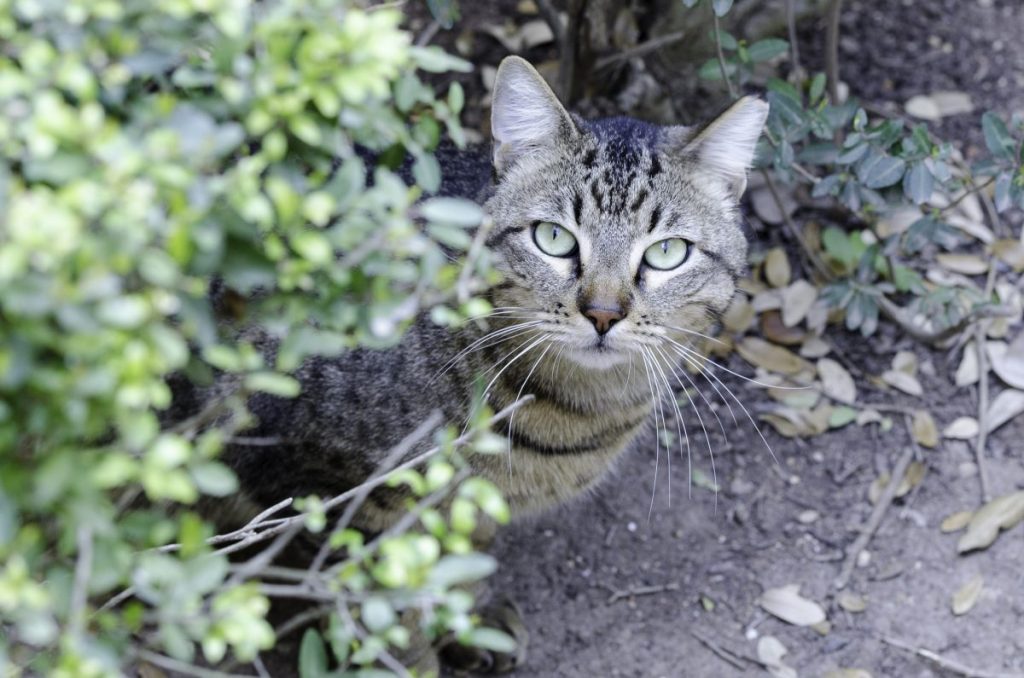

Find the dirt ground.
xmin=407 ymin=1 xmax=1024 ymax=676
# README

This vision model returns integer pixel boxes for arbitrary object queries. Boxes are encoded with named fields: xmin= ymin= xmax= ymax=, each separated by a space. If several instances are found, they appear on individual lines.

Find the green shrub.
xmin=0 ymin=0 xmax=507 ymax=674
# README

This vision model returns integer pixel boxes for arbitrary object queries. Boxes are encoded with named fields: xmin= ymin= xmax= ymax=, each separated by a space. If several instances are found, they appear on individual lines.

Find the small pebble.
xmin=959 ymin=461 xmax=979 ymax=478
xmin=857 ymin=550 xmax=872 ymax=568
xmin=798 ymin=510 xmax=820 ymax=524
xmin=627 ymin=521 xmax=637 ymax=533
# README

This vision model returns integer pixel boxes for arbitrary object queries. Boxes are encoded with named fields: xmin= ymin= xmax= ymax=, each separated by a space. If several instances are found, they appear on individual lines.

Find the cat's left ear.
xmin=490 ymin=56 xmax=578 ymax=175
xmin=669 ymin=96 xmax=769 ymax=198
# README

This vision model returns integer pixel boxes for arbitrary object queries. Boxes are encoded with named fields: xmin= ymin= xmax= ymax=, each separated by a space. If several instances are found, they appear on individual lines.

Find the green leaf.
xmin=747 ymin=39 xmax=788 ymax=63
xmin=982 ymin=112 xmax=1015 ymax=160
xmin=809 ymin=73 xmax=827 ymax=104
xmin=711 ymin=29 xmax=737 ymax=50
xmin=711 ymin=0 xmax=734 ymax=16
xmin=244 ymin=372 xmax=301 ymax=398
xmin=464 ymin=627 xmax=517 ymax=653
xmin=903 ymin=162 xmax=934 ymax=204
xmin=419 ymin=197 xmax=483 ymax=226
xmin=426 ymin=0 xmax=460 ymax=29
xmin=857 ymin=153 xmax=906 ymax=189
xmin=698 ymin=58 xmax=736 ymax=81
xmin=427 ymin=553 xmax=497 ymax=589
xmin=299 ymin=629 xmax=328 ymax=678
xmin=190 ymin=462 xmax=238 ymax=497
xmin=361 ymin=596 xmax=396 ymax=633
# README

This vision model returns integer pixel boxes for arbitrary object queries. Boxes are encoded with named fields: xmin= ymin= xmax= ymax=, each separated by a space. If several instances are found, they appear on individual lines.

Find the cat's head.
xmin=483 ymin=56 xmax=767 ymax=369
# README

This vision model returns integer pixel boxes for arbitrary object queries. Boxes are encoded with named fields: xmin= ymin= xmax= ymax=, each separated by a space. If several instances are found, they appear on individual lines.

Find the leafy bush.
xmin=0 ymin=0 xmax=509 ymax=674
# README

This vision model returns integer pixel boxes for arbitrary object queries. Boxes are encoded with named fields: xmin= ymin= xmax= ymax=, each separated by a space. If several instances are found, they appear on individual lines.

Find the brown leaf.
xmin=957 ymin=490 xmax=1024 ymax=553
xmin=823 ymin=671 xmax=873 ymax=678
xmin=936 ymin=253 xmax=989 ymax=275
xmin=881 ymin=370 xmax=923 ymax=396
xmin=764 ymin=247 xmax=791 ymax=288
xmin=722 ymin=295 xmax=755 ymax=334
xmin=837 ymin=591 xmax=866 ymax=613
xmin=991 ymin=238 xmax=1024 ymax=272
xmin=818 ymin=358 xmax=857 ymax=405
xmin=911 ymin=410 xmax=939 ymax=448
xmin=951 ymin=575 xmax=984 ymax=616
xmin=761 ymin=310 xmax=806 ymax=346
xmin=737 ymin=337 xmax=814 ymax=376
xmin=799 ymin=336 xmax=831 ymax=358
xmin=892 ymin=350 xmax=918 ymax=375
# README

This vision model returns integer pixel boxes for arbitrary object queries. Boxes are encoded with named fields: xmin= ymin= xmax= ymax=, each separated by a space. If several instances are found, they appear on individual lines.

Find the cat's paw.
xmin=438 ymin=596 xmax=528 ymax=675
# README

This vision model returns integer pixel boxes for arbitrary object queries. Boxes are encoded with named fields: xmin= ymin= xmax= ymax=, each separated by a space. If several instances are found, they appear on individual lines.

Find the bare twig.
xmin=136 ymin=650 xmax=252 ymax=678
xmin=761 ymin=169 xmax=831 ymax=280
xmin=712 ymin=11 xmax=737 ymax=99
xmin=595 ymin=31 xmax=687 ymax=70
xmin=606 ymin=582 xmax=680 ymax=604
xmin=458 ymin=217 xmax=494 ymax=305
xmin=939 ymin=176 xmax=997 ymax=215
xmin=690 ymin=630 xmax=759 ymax=670
xmin=834 ymin=432 xmax=915 ymax=590
xmin=973 ymin=266 xmax=998 ymax=503
xmin=785 ymin=0 xmax=801 ymax=76
xmin=882 ymin=636 xmax=1024 ymax=678
xmin=70 ymin=525 xmax=93 ymax=637
xmin=824 ymin=0 xmax=843 ymax=104
xmin=415 ymin=19 xmax=440 ymax=47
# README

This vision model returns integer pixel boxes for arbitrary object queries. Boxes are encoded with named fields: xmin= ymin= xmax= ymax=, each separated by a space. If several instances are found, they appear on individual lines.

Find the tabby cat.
xmin=196 ymin=56 xmax=767 ymax=673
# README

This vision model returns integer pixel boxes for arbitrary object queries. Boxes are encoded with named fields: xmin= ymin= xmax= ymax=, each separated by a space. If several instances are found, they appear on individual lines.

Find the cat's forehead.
xmin=581 ymin=117 xmax=663 ymax=165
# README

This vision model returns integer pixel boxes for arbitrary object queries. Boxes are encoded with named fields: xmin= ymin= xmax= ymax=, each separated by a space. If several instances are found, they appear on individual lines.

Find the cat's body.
xmin=185 ymin=57 xmax=768 ymax=673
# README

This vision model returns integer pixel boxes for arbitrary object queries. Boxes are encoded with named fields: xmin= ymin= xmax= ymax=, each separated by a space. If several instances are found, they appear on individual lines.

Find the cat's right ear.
xmin=490 ymin=56 xmax=577 ymax=175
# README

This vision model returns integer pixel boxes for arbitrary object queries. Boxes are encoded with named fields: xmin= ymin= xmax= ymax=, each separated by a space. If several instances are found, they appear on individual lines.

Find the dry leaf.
xmin=516 ymin=0 xmax=539 ymax=13
xmin=857 ymin=409 xmax=883 ymax=426
xmin=892 ymin=351 xmax=918 ymax=375
xmin=751 ymin=289 xmax=783 ymax=312
xmin=737 ymin=337 xmax=814 ymax=376
xmin=990 ymin=332 xmax=1024 ymax=389
xmin=985 ymin=388 xmax=1024 ymax=432
xmin=800 ymin=336 xmax=831 ymax=358
xmin=940 ymin=510 xmax=974 ymax=533
xmin=823 ymin=671 xmax=873 ymax=678
xmin=764 ymin=247 xmax=791 ymax=288
xmin=943 ymin=416 xmax=979 ymax=440
xmin=911 ymin=409 xmax=939 ymax=448
xmin=882 ymin=369 xmax=923 ymax=396
xmin=781 ymin=280 xmax=817 ymax=327
xmin=750 ymin=186 xmax=795 ymax=226
xmin=905 ymin=91 xmax=973 ymax=120
xmin=957 ymin=490 xmax=1024 ymax=553
xmin=722 ymin=295 xmax=755 ymax=334
xmin=936 ymin=253 xmax=989 ymax=275
xmin=818 ymin=358 xmax=857 ymax=405
xmin=758 ymin=584 xmax=827 ymax=626
xmin=757 ymin=636 xmax=798 ymax=678
xmin=761 ymin=310 xmax=806 ymax=346
xmin=946 ymin=212 xmax=995 ymax=244
xmin=991 ymin=238 xmax=1024 ymax=272
xmin=955 ymin=341 xmax=980 ymax=387
xmin=951 ymin=575 xmax=984 ymax=616
xmin=837 ymin=591 xmax=866 ymax=613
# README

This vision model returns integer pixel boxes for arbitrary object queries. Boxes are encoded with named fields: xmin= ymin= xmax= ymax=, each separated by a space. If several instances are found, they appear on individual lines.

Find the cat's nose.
xmin=583 ymin=305 xmax=624 ymax=335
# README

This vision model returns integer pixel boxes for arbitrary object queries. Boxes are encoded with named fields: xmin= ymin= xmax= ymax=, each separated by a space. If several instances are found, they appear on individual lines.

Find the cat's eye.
xmin=532 ymin=221 xmax=578 ymax=257
xmin=643 ymin=238 xmax=690 ymax=270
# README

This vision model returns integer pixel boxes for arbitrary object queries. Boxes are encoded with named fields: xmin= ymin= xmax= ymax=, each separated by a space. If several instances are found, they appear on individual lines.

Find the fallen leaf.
xmin=758 ymin=584 xmax=827 ymax=626
xmin=991 ymin=238 xmax=1024 ymax=272
xmin=823 ymin=671 xmax=873 ymax=678
xmin=761 ymin=310 xmax=806 ymax=346
xmin=877 ymin=207 xmax=920 ymax=238
xmin=737 ymin=337 xmax=814 ymax=376
xmin=957 ymin=490 xmax=1024 ymax=553
xmin=946 ymin=212 xmax=995 ymax=244
xmin=829 ymin=405 xmax=858 ymax=428
xmin=857 ymin=409 xmax=884 ymax=426
xmin=751 ymin=288 xmax=783 ymax=312
xmin=951 ymin=575 xmax=984 ymax=616
xmin=768 ymin=387 xmax=821 ymax=410
xmin=722 ymin=295 xmax=755 ymax=334
xmin=905 ymin=91 xmax=973 ymax=120
xmin=904 ymin=94 xmax=941 ymax=121
xmin=757 ymin=636 xmax=798 ymax=678
xmin=955 ymin=341 xmax=980 ymax=387
xmin=837 ymin=591 xmax=866 ymax=613
xmin=781 ymin=280 xmax=817 ymax=327
xmin=943 ymin=416 xmax=979 ymax=440
xmin=936 ymin=253 xmax=989 ymax=275
xmin=940 ymin=510 xmax=974 ymax=533
xmin=990 ymin=332 xmax=1024 ymax=389
xmin=750 ymin=186 xmax=795 ymax=226
xmin=516 ymin=0 xmax=539 ymax=13
xmin=911 ymin=409 xmax=939 ymax=448
xmin=892 ymin=350 xmax=918 ymax=375
xmin=818 ymin=358 xmax=857 ymax=404
xmin=764 ymin=247 xmax=791 ymax=288
xmin=882 ymin=369 xmax=923 ymax=396
xmin=985 ymin=388 xmax=1024 ymax=432
xmin=799 ymin=336 xmax=831 ymax=358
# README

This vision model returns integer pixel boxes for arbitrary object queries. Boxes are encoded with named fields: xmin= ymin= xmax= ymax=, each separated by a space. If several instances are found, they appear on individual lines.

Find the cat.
xmin=186 ymin=56 xmax=767 ymax=674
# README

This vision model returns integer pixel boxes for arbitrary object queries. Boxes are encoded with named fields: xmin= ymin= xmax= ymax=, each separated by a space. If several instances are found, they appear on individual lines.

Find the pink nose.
xmin=583 ymin=306 xmax=623 ymax=335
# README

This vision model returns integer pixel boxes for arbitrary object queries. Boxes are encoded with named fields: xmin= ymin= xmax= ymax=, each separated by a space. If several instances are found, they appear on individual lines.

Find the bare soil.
xmin=415 ymin=1 xmax=1024 ymax=676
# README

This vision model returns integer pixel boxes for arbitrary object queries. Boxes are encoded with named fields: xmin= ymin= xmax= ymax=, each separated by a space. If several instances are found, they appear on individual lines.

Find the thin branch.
xmin=882 ymin=636 xmax=1024 ymax=678
xmin=606 ymin=582 xmax=680 ymax=604
xmin=69 ymin=526 xmax=93 ymax=637
xmin=712 ymin=11 xmax=737 ymax=99
xmin=939 ymin=176 xmax=997 ymax=215
xmin=595 ymin=31 xmax=687 ymax=70
xmin=973 ymin=266 xmax=998 ymax=503
xmin=785 ymin=0 xmax=802 ymax=76
xmin=760 ymin=169 xmax=831 ymax=280
xmin=834 ymin=427 xmax=916 ymax=590
xmin=824 ymin=0 xmax=843 ymax=104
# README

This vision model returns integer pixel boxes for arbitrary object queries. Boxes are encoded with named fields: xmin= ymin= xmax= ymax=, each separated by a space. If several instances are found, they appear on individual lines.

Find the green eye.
xmin=643 ymin=238 xmax=690 ymax=270
xmin=532 ymin=221 xmax=578 ymax=257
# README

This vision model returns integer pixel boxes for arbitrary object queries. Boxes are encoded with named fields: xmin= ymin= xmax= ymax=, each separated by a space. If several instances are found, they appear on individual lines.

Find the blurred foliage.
xmin=0 ymin=0 xmax=508 ymax=674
